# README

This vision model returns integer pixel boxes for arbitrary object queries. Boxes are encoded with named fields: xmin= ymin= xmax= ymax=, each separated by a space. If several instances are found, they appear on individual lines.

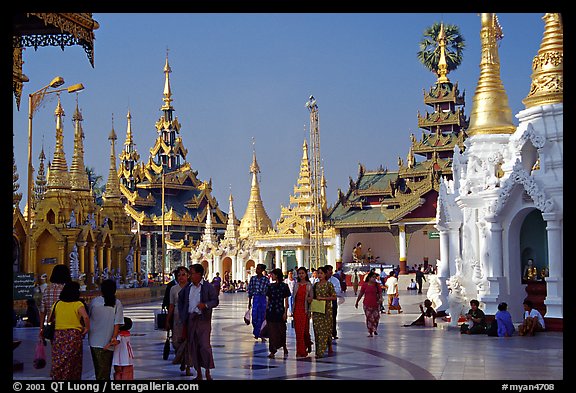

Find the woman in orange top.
xmin=50 ymin=282 xmax=90 ymax=380
xmin=290 ymin=266 xmax=313 ymax=358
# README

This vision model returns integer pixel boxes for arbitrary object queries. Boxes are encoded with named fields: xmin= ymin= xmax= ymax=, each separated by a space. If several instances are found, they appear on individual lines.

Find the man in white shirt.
xmin=519 ymin=299 xmax=545 ymax=336
xmin=178 ymin=264 xmax=219 ymax=380
xmin=383 ymin=271 xmax=403 ymax=314
xmin=325 ymin=265 xmax=344 ymax=340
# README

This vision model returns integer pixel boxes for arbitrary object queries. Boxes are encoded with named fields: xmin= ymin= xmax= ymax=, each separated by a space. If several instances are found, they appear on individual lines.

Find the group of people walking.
xmin=247 ymin=264 xmax=344 ymax=360
xmin=34 ymin=260 xmax=548 ymax=381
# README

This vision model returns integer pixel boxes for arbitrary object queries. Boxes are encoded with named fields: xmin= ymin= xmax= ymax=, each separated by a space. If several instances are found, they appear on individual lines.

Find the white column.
xmin=447 ymin=222 xmax=461 ymax=277
xmin=275 ymin=247 xmax=282 ymax=270
xmin=214 ymin=255 xmax=222 ymax=280
xmin=335 ymin=230 xmax=342 ymax=264
xmin=485 ymin=217 xmax=503 ymax=277
xmin=398 ymin=225 xmax=407 ymax=273
xmin=230 ymin=255 xmax=237 ymax=281
xmin=479 ymin=216 xmax=506 ymax=315
xmin=146 ymin=232 xmax=152 ymax=276
xmin=542 ymin=213 xmax=563 ymax=319
xmin=435 ymin=224 xmax=450 ymax=311
xmin=258 ymin=249 xmax=265 ymax=267
xmin=296 ymin=247 xmax=304 ymax=268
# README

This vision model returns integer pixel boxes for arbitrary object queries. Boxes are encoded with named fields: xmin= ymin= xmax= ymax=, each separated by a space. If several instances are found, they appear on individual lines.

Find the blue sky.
xmin=13 ymin=13 xmax=546 ymax=223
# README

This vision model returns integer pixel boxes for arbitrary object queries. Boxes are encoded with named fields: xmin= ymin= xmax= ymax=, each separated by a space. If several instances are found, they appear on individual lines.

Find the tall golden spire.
xmin=436 ymin=23 xmax=450 ymax=83
xmin=125 ymin=109 xmax=134 ymax=146
xmin=103 ymin=116 xmax=122 ymax=199
xmin=70 ymin=102 xmax=90 ymax=192
xmin=239 ymin=142 xmax=273 ymax=239
xmin=47 ymin=96 xmax=71 ymax=190
xmin=161 ymin=52 xmax=174 ymax=111
xmin=291 ymin=139 xmax=312 ymax=209
xmin=523 ymin=13 xmax=563 ymax=108
xmin=467 ymin=13 xmax=515 ymax=136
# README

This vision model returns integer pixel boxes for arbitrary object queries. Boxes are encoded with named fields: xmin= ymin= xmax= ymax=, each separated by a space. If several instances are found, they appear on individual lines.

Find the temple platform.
xmin=13 ymin=287 xmax=562 ymax=382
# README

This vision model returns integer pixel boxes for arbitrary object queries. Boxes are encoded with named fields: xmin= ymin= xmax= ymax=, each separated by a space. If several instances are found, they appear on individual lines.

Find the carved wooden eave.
xmin=124 ymin=204 xmax=147 ymax=225
xmin=417 ymin=108 xmax=467 ymax=129
xmin=413 ymin=132 xmax=458 ymax=154
xmin=149 ymin=138 xmax=173 ymax=157
xmin=154 ymin=116 xmax=181 ymax=133
xmin=387 ymin=182 xmax=434 ymax=223
xmin=13 ymin=13 xmax=99 ymax=109
xmin=423 ymin=81 xmax=465 ymax=106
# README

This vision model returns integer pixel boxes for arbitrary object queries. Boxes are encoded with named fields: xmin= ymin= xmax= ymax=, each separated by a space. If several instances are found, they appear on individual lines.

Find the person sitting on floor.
xmin=407 ymin=279 xmax=417 ymax=290
xmin=518 ymin=299 xmax=545 ymax=336
xmin=403 ymin=299 xmax=437 ymax=327
xmin=460 ymin=299 xmax=486 ymax=335
xmin=494 ymin=302 xmax=515 ymax=337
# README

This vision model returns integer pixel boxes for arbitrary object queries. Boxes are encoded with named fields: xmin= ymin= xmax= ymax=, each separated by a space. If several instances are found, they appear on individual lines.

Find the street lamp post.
xmin=26 ymin=77 xmax=85 ymax=272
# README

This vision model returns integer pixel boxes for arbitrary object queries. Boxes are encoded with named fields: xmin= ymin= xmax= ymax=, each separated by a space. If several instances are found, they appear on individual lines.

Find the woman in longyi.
xmin=311 ymin=266 xmax=336 ymax=359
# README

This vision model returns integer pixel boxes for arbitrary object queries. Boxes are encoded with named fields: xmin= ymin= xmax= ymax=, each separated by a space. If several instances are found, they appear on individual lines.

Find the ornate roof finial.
xmin=436 ymin=23 xmax=450 ymax=83
xmin=250 ymin=137 xmax=260 ymax=174
xmin=467 ymin=13 xmax=515 ymax=136
xmin=523 ymin=13 xmax=563 ymax=108
xmin=161 ymin=49 xmax=173 ymax=111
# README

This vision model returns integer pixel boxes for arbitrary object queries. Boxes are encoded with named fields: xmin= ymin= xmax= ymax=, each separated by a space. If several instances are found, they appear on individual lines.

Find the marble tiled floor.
xmin=13 ymin=289 xmax=563 ymax=381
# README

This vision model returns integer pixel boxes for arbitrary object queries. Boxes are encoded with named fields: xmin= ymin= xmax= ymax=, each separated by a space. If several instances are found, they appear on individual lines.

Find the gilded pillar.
xmin=146 ymin=232 xmax=152 ymax=275
xmin=78 ymin=242 xmax=86 ymax=274
xmin=97 ymin=245 xmax=104 ymax=275
xmin=88 ymin=246 xmax=95 ymax=286
xmin=106 ymin=246 xmax=112 ymax=272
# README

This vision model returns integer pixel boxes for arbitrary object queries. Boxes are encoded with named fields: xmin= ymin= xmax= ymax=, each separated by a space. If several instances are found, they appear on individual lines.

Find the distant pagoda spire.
xmin=239 ymin=141 xmax=273 ymax=238
xmin=153 ymin=53 xmax=185 ymax=172
xmin=467 ymin=13 xmax=515 ymax=136
xmin=119 ymin=109 xmax=140 ymax=191
xmin=47 ymin=96 xmax=71 ymax=190
xmin=523 ymin=13 xmax=563 ymax=108
xmin=202 ymin=207 xmax=218 ymax=244
xmin=103 ymin=115 xmax=122 ymax=199
xmin=224 ymin=193 xmax=239 ymax=240
xmin=291 ymin=139 xmax=312 ymax=209
xmin=13 ymin=148 xmax=22 ymax=209
xmin=70 ymin=102 xmax=91 ymax=192
xmin=33 ymin=146 xmax=47 ymax=209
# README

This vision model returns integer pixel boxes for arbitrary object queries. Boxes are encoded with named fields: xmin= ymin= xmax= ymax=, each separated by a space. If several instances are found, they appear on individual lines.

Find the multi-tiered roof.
xmin=119 ymin=56 xmax=227 ymax=242
xmin=327 ymin=23 xmax=468 ymax=228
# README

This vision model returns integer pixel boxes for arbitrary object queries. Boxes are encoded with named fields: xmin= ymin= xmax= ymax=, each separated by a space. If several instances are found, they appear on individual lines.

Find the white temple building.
xmin=434 ymin=13 xmax=563 ymax=329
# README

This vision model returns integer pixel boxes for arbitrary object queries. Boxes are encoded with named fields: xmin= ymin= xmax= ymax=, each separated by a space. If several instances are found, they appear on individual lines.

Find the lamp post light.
xmin=26 ymin=77 xmax=85 ymax=272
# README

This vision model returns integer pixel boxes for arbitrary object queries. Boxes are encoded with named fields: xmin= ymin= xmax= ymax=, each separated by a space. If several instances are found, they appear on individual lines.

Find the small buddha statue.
xmin=523 ymin=259 xmax=538 ymax=281
xmin=540 ymin=267 xmax=549 ymax=281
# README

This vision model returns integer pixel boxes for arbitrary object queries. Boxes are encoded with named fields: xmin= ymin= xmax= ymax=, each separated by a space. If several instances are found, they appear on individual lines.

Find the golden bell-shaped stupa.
xmin=522 ymin=13 xmax=563 ymax=108
xmin=467 ymin=13 xmax=515 ymax=136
